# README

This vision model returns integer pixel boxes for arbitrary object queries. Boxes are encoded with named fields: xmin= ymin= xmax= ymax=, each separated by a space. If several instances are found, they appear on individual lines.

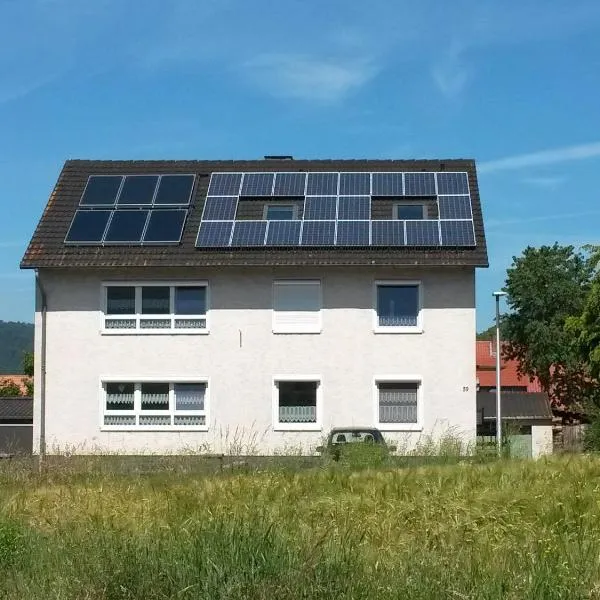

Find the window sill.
xmin=273 ymin=423 xmax=322 ymax=432
xmin=373 ymin=326 xmax=423 ymax=334
xmin=272 ymin=328 xmax=322 ymax=335
xmin=101 ymin=426 xmax=209 ymax=432
xmin=376 ymin=423 xmax=423 ymax=432
xmin=101 ymin=329 xmax=209 ymax=336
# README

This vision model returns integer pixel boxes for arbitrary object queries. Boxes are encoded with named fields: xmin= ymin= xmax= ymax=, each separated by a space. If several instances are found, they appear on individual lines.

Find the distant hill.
xmin=0 ymin=321 xmax=34 ymax=374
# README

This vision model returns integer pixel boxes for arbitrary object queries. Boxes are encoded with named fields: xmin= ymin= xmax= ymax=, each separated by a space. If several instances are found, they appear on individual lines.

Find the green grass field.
xmin=1 ymin=455 xmax=600 ymax=599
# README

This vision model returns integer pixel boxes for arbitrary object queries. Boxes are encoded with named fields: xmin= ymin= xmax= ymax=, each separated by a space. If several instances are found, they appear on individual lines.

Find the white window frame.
xmin=272 ymin=375 xmax=322 ymax=431
xmin=99 ymin=376 xmax=210 ymax=431
xmin=101 ymin=281 xmax=209 ymax=335
xmin=263 ymin=203 xmax=298 ymax=220
xmin=373 ymin=280 xmax=423 ymax=334
xmin=373 ymin=375 xmax=423 ymax=431
xmin=272 ymin=279 xmax=322 ymax=334
xmin=394 ymin=202 xmax=427 ymax=220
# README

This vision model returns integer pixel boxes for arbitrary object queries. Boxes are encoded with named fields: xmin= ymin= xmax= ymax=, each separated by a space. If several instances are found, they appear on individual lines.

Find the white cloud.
xmin=479 ymin=141 xmax=600 ymax=173
xmin=486 ymin=210 xmax=600 ymax=229
xmin=521 ymin=175 xmax=566 ymax=189
xmin=431 ymin=42 xmax=469 ymax=100
xmin=243 ymin=54 xmax=378 ymax=103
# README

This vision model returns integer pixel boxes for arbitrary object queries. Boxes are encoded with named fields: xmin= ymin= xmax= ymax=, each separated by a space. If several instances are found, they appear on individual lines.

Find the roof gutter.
xmin=35 ymin=271 xmax=47 ymax=472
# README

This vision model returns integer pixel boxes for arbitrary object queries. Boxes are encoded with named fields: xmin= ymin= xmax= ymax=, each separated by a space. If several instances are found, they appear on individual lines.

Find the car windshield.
xmin=331 ymin=430 xmax=380 ymax=444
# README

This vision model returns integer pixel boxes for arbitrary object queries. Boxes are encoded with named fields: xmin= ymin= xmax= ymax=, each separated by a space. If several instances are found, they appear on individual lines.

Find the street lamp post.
xmin=493 ymin=291 xmax=507 ymax=456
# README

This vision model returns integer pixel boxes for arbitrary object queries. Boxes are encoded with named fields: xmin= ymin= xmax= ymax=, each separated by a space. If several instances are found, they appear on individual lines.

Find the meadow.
xmin=1 ymin=454 xmax=600 ymax=599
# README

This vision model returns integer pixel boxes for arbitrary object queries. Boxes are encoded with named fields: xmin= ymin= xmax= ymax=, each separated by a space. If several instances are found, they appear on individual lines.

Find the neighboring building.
xmin=21 ymin=159 xmax=488 ymax=455
xmin=477 ymin=391 xmax=553 ymax=458
xmin=0 ymin=375 xmax=30 ymax=395
xmin=0 ymin=397 xmax=33 ymax=454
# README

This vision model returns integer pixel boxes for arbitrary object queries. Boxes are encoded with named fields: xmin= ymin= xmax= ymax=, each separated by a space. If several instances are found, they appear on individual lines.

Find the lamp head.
xmin=492 ymin=291 xmax=507 ymax=298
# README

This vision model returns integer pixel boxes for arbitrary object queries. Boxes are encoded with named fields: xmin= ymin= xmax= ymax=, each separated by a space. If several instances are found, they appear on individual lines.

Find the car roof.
xmin=330 ymin=426 xmax=380 ymax=432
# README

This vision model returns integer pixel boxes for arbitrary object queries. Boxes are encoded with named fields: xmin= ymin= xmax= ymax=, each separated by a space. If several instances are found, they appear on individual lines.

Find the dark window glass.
xmin=396 ymin=204 xmax=425 ymax=220
xmin=105 ymin=382 xmax=134 ymax=411
xmin=142 ymin=287 xmax=170 ymax=314
xmin=175 ymin=287 xmax=206 ymax=315
xmin=377 ymin=285 xmax=419 ymax=327
xmin=141 ymin=383 xmax=170 ymax=411
xmin=278 ymin=381 xmax=317 ymax=407
xmin=106 ymin=287 xmax=135 ymax=314
xmin=175 ymin=383 xmax=206 ymax=411
xmin=265 ymin=205 xmax=295 ymax=220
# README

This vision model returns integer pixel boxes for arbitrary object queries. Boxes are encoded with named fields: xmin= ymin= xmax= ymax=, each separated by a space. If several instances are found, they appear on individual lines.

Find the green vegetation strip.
xmin=2 ymin=456 xmax=600 ymax=599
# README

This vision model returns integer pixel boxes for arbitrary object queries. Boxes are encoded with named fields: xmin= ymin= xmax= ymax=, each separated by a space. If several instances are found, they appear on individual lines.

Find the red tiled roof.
xmin=0 ymin=375 xmax=29 ymax=395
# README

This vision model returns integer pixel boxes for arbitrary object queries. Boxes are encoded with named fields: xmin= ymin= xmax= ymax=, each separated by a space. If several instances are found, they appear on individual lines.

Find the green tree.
xmin=22 ymin=352 xmax=33 ymax=396
xmin=0 ymin=379 xmax=22 ymax=397
xmin=502 ymin=244 xmax=596 ymax=416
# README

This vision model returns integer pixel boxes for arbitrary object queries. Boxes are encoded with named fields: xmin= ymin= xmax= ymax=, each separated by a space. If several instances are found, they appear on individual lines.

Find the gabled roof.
xmin=21 ymin=158 xmax=488 ymax=269
xmin=0 ymin=397 xmax=33 ymax=422
xmin=477 ymin=392 xmax=553 ymax=420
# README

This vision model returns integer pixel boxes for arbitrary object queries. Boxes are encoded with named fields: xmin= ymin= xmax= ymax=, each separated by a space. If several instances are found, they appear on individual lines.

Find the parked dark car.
xmin=316 ymin=427 xmax=396 ymax=460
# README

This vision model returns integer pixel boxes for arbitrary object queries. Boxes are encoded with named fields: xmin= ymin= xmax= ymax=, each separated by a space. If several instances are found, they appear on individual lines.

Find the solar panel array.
xmin=65 ymin=175 xmax=195 ymax=245
xmin=196 ymin=171 xmax=476 ymax=248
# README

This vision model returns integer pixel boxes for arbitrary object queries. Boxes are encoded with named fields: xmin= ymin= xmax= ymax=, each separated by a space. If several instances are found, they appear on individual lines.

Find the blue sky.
xmin=1 ymin=0 xmax=599 ymax=329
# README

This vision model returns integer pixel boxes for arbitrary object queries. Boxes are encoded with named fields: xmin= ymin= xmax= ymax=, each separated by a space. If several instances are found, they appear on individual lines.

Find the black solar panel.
xmin=80 ymin=176 xmax=123 ymax=207
xmin=303 ymin=196 xmax=337 ymax=220
xmin=240 ymin=173 xmax=274 ymax=196
xmin=143 ymin=210 xmax=187 ymax=244
xmin=337 ymin=196 xmax=370 ymax=220
xmin=273 ymin=172 xmax=306 ymax=196
xmin=301 ymin=220 xmax=336 ymax=245
xmin=208 ymin=173 xmax=243 ymax=196
xmin=371 ymin=220 xmax=405 ymax=246
xmin=196 ymin=221 xmax=233 ymax=247
xmin=404 ymin=172 xmax=436 ymax=196
xmin=438 ymin=195 xmax=472 ymax=220
xmin=339 ymin=172 xmax=370 ymax=195
xmin=104 ymin=210 xmax=149 ymax=243
xmin=154 ymin=175 xmax=195 ymax=205
xmin=202 ymin=196 xmax=238 ymax=220
xmin=265 ymin=220 xmax=302 ymax=246
xmin=436 ymin=172 xmax=469 ymax=195
xmin=231 ymin=220 xmax=268 ymax=246
xmin=306 ymin=172 xmax=338 ymax=195
xmin=440 ymin=220 xmax=475 ymax=246
xmin=65 ymin=210 xmax=112 ymax=243
xmin=371 ymin=173 xmax=403 ymax=196
xmin=405 ymin=220 xmax=440 ymax=245
xmin=117 ymin=176 xmax=159 ymax=205
xmin=336 ymin=220 xmax=370 ymax=246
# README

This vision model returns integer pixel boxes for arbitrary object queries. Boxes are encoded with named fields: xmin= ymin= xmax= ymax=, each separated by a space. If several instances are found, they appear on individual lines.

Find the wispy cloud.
xmin=521 ymin=175 xmax=566 ymax=189
xmin=243 ymin=54 xmax=378 ymax=103
xmin=431 ymin=42 xmax=469 ymax=100
xmin=486 ymin=210 xmax=600 ymax=229
xmin=479 ymin=141 xmax=600 ymax=173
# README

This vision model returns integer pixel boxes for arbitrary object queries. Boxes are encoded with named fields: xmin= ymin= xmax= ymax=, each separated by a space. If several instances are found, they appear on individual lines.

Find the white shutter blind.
xmin=273 ymin=281 xmax=321 ymax=332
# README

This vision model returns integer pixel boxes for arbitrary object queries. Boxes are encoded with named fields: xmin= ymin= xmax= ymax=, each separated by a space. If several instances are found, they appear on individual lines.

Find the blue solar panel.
xmin=339 ymin=172 xmax=370 ymax=195
xmin=80 ymin=176 xmax=123 ymax=207
xmin=405 ymin=220 xmax=440 ymax=245
xmin=438 ymin=196 xmax=472 ymax=220
xmin=303 ymin=196 xmax=337 ymax=220
xmin=371 ymin=173 xmax=403 ymax=196
xmin=306 ymin=173 xmax=338 ymax=195
xmin=241 ymin=173 xmax=274 ymax=196
xmin=117 ymin=176 xmax=158 ymax=205
xmin=404 ymin=172 xmax=436 ymax=196
xmin=337 ymin=196 xmax=370 ymax=220
xmin=231 ymin=220 xmax=268 ymax=246
xmin=371 ymin=220 xmax=405 ymax=246
xmin=65 ymin=210 xmax=112 ymax=243
xmin=104 ymin=210 xmax=149 ymax=243
xmin=202 ymin=196 xmax=238 ymax=220
xmin=436 ymin=172 xmax=469 ymax=195
xmin=142 ymin=210 xmax=187 ymax=244
xmin=440 ymin=220 xmax=475 ymax=246
xmin=273 ymin=172 xmax=306 ymax=196
xmin=265 ymin=220 xmax=301 ymax=246
xmin=336 ymin=221 xmax=369 ymax=246
xmin=301 ymin=220 xmax=336 ymax=245
xmin=208 ymin=173 xmax=242 ymax=196
xmin=154 ymin=175 xmax=195 ymax=206
xmin=196 ymin=221 xmax=233 ymax=247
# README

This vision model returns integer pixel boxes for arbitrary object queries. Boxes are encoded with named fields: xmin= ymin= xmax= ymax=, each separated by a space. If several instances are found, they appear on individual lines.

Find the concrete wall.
xmin=34 ymin=266 xmax=477 ymax=455
xmin=531 ymin=424 xmax=553 ymax=458
xmin=0 ymin=425 xmax=32 ymax=454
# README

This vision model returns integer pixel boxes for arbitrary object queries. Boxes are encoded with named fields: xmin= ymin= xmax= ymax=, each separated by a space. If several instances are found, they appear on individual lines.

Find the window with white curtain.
xmin=102 ymin=380 xmax=208 ymax=429
xmin=375 ymin=281 xmax=422 ymax=332
xmin=272 ymin=280 xmax=321 ymax=333
xmin=375 ymin=380 xmax=421 ymax=430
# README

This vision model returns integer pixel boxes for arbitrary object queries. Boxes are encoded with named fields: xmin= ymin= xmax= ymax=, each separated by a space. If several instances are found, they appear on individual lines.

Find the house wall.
xmin=531 ymin=424 xmax=553 ymax=458
xmin=34 ymin=266 xmax=477 ymax=455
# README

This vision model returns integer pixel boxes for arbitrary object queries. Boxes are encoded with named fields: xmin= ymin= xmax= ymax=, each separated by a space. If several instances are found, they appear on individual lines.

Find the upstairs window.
xmin=273 ymin=280 xmax=321 ymax=333
xmin=264 ymin=204 xmax=297 ymax=220
xmin=395 ymin=203 xmax=426 ymax=220
xmin=375 ymin=282 xmax=421 ymax=332
xmin=103 ymin=283 xmax=208 ymax=333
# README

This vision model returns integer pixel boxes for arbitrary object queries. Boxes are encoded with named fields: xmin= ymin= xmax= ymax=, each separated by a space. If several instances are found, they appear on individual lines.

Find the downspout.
xmin=35 ymin=271 xmax=47 ymax=472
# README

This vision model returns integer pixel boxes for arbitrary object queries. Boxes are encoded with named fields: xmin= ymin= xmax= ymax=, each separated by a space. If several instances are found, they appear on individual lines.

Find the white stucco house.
xmin=21 ymin=158 xmax=488 ymax=455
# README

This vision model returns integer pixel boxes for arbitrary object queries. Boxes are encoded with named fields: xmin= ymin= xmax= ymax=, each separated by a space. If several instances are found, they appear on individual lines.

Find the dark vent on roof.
xmin=264 ymin=155 xmax=294 ymax=161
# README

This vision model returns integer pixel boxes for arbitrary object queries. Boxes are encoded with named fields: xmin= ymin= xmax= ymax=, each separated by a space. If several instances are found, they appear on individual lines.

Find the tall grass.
xmin=1 ymin=455 xmax=600 ymax=598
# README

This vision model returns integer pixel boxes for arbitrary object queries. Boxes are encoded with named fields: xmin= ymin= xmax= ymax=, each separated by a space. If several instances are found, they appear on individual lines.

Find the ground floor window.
xmin=375 ymin=380 xmax=421 ymax=430
xmin=273 ymin=377 xmax=321 ymax=431
xmin=102 ymin=380 xmax=207 ymax=429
